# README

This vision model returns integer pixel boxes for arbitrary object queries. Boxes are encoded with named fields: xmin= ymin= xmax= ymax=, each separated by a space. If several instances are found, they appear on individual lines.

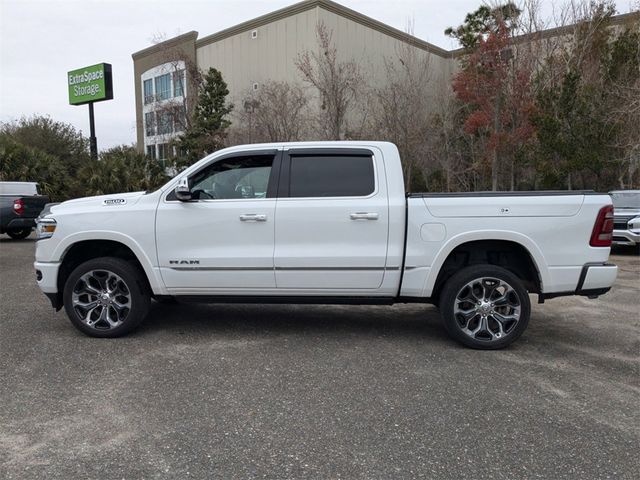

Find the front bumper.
xmin=612 ymin=229 xmax=640 ymax=246
xmin=34 ymin=261 xmax=61 ymax=294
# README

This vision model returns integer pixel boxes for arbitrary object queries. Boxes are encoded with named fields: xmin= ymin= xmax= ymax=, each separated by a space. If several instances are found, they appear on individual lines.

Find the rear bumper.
xmin=2 ymin=218 xmax=36 ymax=231
xmin=541 ymin=262 xmax=617 ymax=301
xmin=612 ymin=229 xmax=640 ymax=246
xmin=576 ymin=262 xmax=617 ymax=293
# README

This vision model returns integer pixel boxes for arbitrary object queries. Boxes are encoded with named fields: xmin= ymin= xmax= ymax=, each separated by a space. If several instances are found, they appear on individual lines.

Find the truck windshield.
xmin=611 ymin=192 xmax=640 ymax=209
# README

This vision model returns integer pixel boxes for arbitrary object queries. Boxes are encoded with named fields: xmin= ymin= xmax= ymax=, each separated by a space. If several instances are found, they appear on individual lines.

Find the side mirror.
xmin=174 ymin=177 xmax=192 ymax=202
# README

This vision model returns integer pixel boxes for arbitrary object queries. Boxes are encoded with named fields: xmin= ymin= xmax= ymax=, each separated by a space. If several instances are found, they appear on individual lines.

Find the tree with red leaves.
xmin=451 ymin=20 xmax=536 ymax=190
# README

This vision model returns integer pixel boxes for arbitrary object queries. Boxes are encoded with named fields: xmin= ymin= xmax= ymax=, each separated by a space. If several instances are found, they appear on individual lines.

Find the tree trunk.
xmin=492 ymin=149 xmax=499 ymax=191
xmin=491 ymin=85 xmax=503 ymax=192
xmin=446 ymin=164 xmax=451 ymax=192
xmin=510 ymin=160 xmax=515 ymax=191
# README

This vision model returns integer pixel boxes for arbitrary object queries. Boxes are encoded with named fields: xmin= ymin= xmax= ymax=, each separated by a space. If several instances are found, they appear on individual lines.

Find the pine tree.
xmin=175 ymin=68 xmax=233 ymax=166
xmin=445 ymin=3 xmax=521 ymax=51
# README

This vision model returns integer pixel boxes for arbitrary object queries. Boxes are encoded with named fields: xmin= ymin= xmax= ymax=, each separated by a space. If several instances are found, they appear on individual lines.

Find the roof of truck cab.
xmin=220 ymin=141 xmax=396 ymax=150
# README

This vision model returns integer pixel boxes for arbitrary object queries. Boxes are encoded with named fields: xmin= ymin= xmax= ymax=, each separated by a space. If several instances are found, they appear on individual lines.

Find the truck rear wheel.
xmin=439 ymin=264 xmax=531 ymax=349
xmin=63 ymin=257 xmax=150 ymax=338
xmin=7 ymin=228 xmax=32 ymax=240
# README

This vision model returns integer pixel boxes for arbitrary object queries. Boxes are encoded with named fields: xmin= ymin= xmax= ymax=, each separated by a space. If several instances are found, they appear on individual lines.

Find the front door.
xmin=156 ymin=151 xmax=280 ymax=291
xmin=274 ymin=148 xmax=390 ymax=290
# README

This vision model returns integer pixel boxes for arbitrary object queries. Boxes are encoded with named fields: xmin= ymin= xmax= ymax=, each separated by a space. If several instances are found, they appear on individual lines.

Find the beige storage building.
xmin=132 ymin=0 xmax=457 ymax=158
xmin=131 ymin=0 xmax=638 ymax=159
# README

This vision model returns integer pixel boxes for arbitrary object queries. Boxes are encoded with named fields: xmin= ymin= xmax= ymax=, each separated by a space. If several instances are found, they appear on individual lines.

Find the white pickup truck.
xmin=34 ymin=142 xmax=617 ymax=349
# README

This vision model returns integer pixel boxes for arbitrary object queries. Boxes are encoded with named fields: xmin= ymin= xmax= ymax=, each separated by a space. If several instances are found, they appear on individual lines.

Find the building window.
xmin=156 ymin=110 xmax=173 ymax=135
xmin=251 ymin=29 xmax=258 ymax=39
xmin=146 ymin=145 xmax=156 ymax=160
xmin=173 ymin=69 xmax=185 ymax=97
xmin=157 ymin=143 xmax=170 ymax=161
xmin=144 ymin=112 xmax=155 ymax=137
xmin=143 ymin=79 xmax=154 ymax=104
xmin=155 ymin=73 xmax=171 ymax=101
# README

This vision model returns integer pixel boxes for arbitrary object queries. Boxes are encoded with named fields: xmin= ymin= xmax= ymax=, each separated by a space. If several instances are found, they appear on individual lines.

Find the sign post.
xmin=67 ymin=63 xmax=113 ymax=159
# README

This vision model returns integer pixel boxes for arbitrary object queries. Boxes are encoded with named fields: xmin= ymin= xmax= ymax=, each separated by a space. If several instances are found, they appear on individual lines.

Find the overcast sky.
xmin=0 ymin=0 xmax=636 ymax=150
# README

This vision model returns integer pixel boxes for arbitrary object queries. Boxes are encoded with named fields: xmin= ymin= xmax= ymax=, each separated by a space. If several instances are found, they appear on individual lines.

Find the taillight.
xmin=13 ymin=199 xmax=24 ymax=216
xmin=590 ymin=205 xmax=614 ymax=247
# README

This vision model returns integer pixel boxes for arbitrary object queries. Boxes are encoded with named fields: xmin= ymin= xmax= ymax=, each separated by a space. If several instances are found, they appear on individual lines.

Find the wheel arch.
xmin=425 ymin=232 xmax=548 ymax=299
xmin=53 ymin=234 xmax=164 ymax=306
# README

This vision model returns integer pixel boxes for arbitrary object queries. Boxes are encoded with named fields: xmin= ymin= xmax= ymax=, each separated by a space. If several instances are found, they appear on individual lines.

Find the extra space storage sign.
xmin=67 ymin=63 xmax=113 ymax=105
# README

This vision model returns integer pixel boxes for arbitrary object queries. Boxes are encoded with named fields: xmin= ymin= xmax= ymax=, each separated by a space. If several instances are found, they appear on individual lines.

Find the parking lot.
xmin=0 ymin=236 xmax=638 ymax=479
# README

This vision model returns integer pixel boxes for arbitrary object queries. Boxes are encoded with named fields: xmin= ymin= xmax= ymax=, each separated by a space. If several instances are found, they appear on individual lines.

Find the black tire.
xmin=7 ymin=228 xmax=32 ymax=240
xmin=439 ymin=264 xmax=531 ymax=350
xmin=63 ymin=257 xmax=150 ymax=338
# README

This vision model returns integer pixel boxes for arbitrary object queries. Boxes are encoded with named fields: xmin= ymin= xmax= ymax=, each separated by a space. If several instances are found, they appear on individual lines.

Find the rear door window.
xmin=288 ymin=154 xmax=375 ymax=197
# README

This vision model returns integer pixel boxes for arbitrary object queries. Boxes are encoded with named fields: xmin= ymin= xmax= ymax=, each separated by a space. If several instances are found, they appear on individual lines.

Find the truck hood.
xmin=50 ymin=191 xmax=146 ymax=215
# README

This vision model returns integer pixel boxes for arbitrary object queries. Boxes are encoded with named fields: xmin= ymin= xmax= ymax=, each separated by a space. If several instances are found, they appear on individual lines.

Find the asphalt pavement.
xmin=1 ymin=235 xmax=638 ymax=479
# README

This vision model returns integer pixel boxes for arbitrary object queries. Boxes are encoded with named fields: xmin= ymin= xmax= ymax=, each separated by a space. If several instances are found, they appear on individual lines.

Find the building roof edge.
xmin=195 ymin=0 xmax=452 ymax=58
xmin=132 ymin=31 xmax=199 ymax=60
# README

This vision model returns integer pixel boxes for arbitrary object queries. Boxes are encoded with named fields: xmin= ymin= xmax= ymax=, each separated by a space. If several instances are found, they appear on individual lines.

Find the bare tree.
xmin=609 ymin=22 xmax=640 ymax=188
xmin=232 ymin=81 xmax=310 ymax=144
xmin=367 ymin=35 xmax=434 ymax=190
xmin=427 ymin=86 xmax=483 ymax=192
xmin=295 ymin=22 xmax=364 ymax=140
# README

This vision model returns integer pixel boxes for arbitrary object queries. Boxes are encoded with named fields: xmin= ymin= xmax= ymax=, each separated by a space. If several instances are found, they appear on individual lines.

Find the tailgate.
xmin=19 ymin=195 xmax=49 ymax=218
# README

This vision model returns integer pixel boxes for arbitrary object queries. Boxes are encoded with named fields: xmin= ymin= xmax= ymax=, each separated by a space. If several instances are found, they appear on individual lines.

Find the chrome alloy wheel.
xmin=453 ymin=276 xmax=521 ymax=342
xmin=71 ymin=270 xmax=132 ymax=330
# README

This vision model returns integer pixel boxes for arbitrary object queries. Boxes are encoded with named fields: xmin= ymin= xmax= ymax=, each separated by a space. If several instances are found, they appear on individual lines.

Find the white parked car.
xmin=609 ymin=190 xmax=640 ymax=248
xmin=34 ymin=142 xmax=617 ymax=349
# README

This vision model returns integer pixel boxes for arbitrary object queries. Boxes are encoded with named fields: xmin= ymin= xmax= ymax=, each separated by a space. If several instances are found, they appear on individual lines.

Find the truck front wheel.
xmin=439 ymin=265 xmax=531 ymax=349
xmin=63 ymin=257 xmax=151 ymax=338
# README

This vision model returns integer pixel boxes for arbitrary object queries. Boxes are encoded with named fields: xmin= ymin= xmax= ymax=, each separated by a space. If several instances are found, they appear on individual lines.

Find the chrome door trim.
xmin=169 ymin=266 xmax=400 ymax=271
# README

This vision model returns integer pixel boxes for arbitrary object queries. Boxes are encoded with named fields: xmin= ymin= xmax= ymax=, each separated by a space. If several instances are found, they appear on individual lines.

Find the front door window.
xmin=189 ymin=155 xmax=274 ymax=200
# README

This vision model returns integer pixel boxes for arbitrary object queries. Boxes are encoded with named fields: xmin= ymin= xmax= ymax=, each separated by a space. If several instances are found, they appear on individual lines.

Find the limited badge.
xmin=103 ymin=198 xmax=127 ymax=206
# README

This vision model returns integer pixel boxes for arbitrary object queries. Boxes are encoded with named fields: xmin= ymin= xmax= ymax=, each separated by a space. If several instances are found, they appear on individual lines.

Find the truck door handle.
xmin=350 ymin=212 xmax=379 ymax=220
xmin=239 ymin=214 xmax=267 ymax=222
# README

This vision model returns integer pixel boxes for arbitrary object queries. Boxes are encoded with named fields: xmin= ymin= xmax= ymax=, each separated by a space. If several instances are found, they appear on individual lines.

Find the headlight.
xmin=36 ymin=218 xmax=57 ymax=239
xmin=629 ymin=217 xmax=640 ymax=232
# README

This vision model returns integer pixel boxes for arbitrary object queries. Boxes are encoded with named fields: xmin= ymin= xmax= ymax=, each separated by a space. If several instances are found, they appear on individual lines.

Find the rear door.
xmin=273 ymin=147 xmax=389 ymax=290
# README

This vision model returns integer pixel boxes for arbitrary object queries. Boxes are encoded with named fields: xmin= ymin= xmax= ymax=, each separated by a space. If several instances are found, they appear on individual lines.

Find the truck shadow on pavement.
xmin=134 ymin=301 xmax=454 ymax=345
